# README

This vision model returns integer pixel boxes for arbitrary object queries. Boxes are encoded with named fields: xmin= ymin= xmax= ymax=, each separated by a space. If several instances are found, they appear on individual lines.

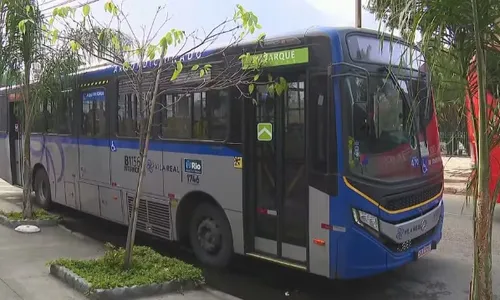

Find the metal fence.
xmin=439 ymin=131 xmax=470 ymax=157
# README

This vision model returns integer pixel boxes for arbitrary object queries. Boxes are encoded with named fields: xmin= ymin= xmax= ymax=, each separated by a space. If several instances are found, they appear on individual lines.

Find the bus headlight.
xmin=352 ymin=208 xmax=379 ymax=232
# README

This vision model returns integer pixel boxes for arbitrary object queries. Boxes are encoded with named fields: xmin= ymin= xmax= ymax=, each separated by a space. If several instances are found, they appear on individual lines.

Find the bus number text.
xmin=187 ymin=174 xmax=200 ymax=185
xmin=124 ymin=155 xmax=141 ymax=173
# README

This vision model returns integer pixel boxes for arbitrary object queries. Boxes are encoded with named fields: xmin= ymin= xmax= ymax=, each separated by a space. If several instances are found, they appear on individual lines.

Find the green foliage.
xmin=234 ymin=4 xmax=261 ymax=35
xmin=52 ymin=6 xmax=76 ymax=18
xmin=104 ymin=1 xmax=119 ymax=16
xmin=7 ymin=0 xmax=43 ymax=68
xmin=82 ymin=4 xmax=90 ymax=17
xmin=0 ymin=209 xmax=59 ymax=221
xmin=425 ymin=45 xmax=468 ymax=132
xmin=17 ymin=19 xmax=33 ymax=35
xmin=485 ymin=49 xmax=500 ymax=100
xmin=171 ymin=60 xmax=183 ymax=81
xmin=48 ymin=243 xmax=204 ymax=291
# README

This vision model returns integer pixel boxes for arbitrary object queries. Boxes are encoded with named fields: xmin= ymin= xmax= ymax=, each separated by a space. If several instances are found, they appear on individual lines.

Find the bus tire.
xmin=189 ymin=203 xmax=233 ymax=268
xmin=34 ymin=169 xmax=52 ymax=210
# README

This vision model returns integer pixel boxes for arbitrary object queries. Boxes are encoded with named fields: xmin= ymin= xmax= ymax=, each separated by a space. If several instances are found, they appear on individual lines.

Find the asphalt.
xmin=1 ymin=178 xmax=500 ymax=300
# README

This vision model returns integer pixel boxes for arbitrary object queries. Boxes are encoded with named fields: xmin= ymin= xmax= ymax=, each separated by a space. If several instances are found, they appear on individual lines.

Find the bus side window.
xmin=81 ymin=89 xmax=107 ymax=138
xmin=309 ymin=74 xmax=329 ymax=173
xmin=47 ymin=91 xmax=73 ymax=134
xmin=206 ymin=90 xmax=229 ymax=141
xmin=32 ymin=98 xmax=48 ymax=133
xmin=228 ymin=87 xmax=243 ymax=143
xmin=158 ymin=90 xmax=230 ymax=141
xmin=159 ymin=93 xmax=192 ymax=139
xmin=117 ymin=93 xmax=140 ymax=137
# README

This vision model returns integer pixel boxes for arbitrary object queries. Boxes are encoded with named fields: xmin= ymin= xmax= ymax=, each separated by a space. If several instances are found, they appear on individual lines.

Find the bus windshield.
xmin=344 ymin=72 xmax=429 ymax=182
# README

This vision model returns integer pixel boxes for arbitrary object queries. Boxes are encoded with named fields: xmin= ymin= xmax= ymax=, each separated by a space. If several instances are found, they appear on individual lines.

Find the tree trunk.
xmin=22 ymin=123 xmax=33 ymax=219
xmin=124 ymin=54 xmax=166 ymax=269
xmin=21 ymin=80 xmax=33 ymax=220
xmin=470 ymin=0 xmax=493 ymax=298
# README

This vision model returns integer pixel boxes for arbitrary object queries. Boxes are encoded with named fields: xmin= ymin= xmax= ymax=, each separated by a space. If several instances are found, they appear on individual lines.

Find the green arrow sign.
xmin=257 ymin=123 xmax=273 ymax=141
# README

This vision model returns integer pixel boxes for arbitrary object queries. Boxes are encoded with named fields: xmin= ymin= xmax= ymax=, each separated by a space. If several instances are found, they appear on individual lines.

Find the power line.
xmin=40 ymin=0 xmax=101 ymax=17
xmin=39 ymin=0 xmax=61 ymax=7
xmin=40 ymin=0 xmax=78 ymax=13
xmin=71 ymin=0 xmax=101 ymax=10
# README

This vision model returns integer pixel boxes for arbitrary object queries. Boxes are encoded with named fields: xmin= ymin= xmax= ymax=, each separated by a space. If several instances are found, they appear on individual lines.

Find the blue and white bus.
xmin=0 ymin=26 xmax=444 ymax=279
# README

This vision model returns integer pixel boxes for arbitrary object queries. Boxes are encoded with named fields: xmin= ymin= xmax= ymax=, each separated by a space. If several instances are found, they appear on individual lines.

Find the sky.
xmin=38 ymin=0 xmax=400 ymax=64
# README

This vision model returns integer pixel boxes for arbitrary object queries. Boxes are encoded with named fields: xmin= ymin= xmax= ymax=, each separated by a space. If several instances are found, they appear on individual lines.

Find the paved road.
xmin=54 ymin=194 xmax=500 ymax=300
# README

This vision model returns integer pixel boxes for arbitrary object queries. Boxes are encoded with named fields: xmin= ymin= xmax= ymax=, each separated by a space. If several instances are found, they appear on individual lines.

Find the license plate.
xmin=417 ymin=243 xmax=432 ymax=259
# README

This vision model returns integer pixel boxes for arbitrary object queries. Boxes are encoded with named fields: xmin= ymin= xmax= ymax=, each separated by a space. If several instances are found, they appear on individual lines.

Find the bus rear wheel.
xmin=188 ymin=203 xmax=233 ymax=268
xmin=34 ymin=169 xmax=52 ymax=210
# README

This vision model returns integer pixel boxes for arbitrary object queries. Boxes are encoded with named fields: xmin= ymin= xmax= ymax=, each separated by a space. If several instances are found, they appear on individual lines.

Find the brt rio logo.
xmin=184 ymin=159 xmax=203 ymax=175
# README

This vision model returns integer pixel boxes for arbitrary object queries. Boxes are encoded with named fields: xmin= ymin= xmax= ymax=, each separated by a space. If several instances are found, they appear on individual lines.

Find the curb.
xmin=57 ymin=224 xmax=95 ymax=242
xmin=444 ymin=187 xmax=467 ymax=196
xmin=444 ymin=178 xmax=470 ymax=184
xmin=49 ymin=264 xmax=200 ymax=300
xmin=0 ymin=214 xmax=60 ymax=229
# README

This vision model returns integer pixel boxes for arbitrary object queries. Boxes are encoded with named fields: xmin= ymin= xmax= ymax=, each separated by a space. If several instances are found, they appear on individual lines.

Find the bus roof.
xmin=0 ymin=26 xmax=406 ymax=91
xmin=76 ymin=26 xmax=404 ymax=80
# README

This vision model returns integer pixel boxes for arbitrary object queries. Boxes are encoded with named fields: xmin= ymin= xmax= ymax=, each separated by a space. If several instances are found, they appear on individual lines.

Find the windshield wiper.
xmin=379 ymin=66 xmax=415 ymax=130
xmin=380 ymin=66 xmax=429 ymax=150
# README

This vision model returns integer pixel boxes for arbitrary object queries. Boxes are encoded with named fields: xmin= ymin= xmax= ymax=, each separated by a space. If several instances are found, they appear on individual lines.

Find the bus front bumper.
xmin=335 ymin=200 xmax=444 ymax=279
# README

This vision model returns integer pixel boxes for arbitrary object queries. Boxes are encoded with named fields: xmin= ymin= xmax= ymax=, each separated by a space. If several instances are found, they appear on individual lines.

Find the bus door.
xmin=77 ymin=85 xmax=112 ymax=215
xmin=8 ymin=94 xmax=23 ymax=186
xmin=244 ymin=73 xmax=308 ymax=268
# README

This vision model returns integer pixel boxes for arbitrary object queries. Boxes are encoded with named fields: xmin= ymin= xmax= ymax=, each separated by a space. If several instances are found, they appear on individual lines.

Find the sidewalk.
xmin=443 ymin=155 xmax=472 ymax=195
xmin=0 ymin=180 xmax=239 ymax=300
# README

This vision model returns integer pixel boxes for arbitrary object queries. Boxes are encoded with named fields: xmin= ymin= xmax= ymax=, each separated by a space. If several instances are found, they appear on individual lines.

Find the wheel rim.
xmin=197 ymin=217 xmax=222 ymax=254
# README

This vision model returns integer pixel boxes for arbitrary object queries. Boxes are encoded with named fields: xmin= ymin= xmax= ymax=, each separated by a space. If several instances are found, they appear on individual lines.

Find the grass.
xmin=0 ymin=208 xmax=60 ymax=221
xmin=49 ymin=243 xmax=205 ymax=291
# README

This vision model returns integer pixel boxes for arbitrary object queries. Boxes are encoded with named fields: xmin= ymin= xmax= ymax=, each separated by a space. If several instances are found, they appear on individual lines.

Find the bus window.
xmin=81 ymin=89 xmax=107 ymax=137
xmin=206 ymin=90 xmax=229 ymax=140
xmin=309 ymin=74 xmax=329 ymax=173
xmin=192 ymin=92 xmax=207 ymax=139
xmin=284 ymin=80 xmax=307 ymax=246
xmin=159 ymin=89 xmax=229 ymax=141
xmin=228 ymin=87 xmax=243 ymax=143
xmin=32 ymin=99 xmax=48 ymax=133
xmin=117 ymin=93 xmax=139 ymax=137
xmin=47 ymin=91 xmax=73 ymax=134
xmin=160 ymin=94 xmax=192 ymax=139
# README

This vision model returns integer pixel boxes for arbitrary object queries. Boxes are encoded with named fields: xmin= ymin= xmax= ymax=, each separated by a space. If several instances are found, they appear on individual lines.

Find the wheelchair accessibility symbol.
xmin=421 ymin=157 xmax=428 ymax=174
xmin=110 ymin=141 xmax=117 ymax=152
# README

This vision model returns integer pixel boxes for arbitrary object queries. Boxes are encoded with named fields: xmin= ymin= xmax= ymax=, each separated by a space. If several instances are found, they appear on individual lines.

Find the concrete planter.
xmin=0 ymin=214 xmax=60 ymax=229
xmin=49 ymin=264 xmax=200 ymax=300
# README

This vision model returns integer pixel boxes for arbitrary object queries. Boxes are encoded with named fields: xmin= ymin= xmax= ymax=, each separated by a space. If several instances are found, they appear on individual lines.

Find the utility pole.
xmin=355 ymin=0 xmax=362 ymax=28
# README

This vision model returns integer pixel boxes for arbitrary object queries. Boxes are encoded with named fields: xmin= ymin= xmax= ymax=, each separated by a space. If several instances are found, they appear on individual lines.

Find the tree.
xmin=50 ymin=0 xmax=285 ymax=269
xmin=0 ymin=0 xmax=15 ymax=87
xmin=5 ymin=0 xmax=83 ymax=220
xmin=6 ymin=0 xmax=44 ymax=219
xmin=366 ymin=0 xmax=500 ymax=299
xmin=418 ymin=43 xmax=469 ymax=155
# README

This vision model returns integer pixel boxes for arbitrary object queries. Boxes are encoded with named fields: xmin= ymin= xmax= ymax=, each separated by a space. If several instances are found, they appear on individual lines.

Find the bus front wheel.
xmin=34 ymin=169 xmax=52 ymax=210
xmin=188 ymin=203 xmax=233 ymax=268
